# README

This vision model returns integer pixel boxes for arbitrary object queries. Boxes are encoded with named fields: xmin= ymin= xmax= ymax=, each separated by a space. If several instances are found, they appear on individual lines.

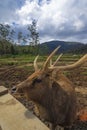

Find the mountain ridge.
xmin=41 ymin=40 xmax=86 ymax=54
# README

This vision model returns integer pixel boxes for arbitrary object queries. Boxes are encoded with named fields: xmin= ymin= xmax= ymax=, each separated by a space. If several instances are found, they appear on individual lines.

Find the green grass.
xmin=0 ymin=55 xmax=34 ymax=66
xmin=82 ymin=71 xmax=87 ymax=75
xmin=0 ymin=54 xmax=83 ymax=66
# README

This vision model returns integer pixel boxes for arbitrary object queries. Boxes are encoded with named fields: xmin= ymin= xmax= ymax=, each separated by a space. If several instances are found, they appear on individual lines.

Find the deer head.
xmin=11 ymin=47 xmax=87 ymax=129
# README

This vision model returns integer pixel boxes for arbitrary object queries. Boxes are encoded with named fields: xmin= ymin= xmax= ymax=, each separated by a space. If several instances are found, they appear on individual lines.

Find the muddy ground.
xmin=0 ymin=64 xmax=87 ymax=129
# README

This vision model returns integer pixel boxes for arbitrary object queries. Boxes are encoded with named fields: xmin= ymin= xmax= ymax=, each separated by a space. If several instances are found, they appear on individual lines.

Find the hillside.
xmin=41 ymin=40 xmax=86 ymax=54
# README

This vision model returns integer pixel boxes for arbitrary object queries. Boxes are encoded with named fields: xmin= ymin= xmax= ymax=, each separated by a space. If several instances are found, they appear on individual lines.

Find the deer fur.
xmin=11 ymin=47 xmax=87 ymax=130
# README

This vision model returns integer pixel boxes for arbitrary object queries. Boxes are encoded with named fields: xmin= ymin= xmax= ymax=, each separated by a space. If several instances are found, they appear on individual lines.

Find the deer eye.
xmin=46 ymin=74 xmax=50 ymax=77
xmin=33 ymin=78 xmax=42 ymax=84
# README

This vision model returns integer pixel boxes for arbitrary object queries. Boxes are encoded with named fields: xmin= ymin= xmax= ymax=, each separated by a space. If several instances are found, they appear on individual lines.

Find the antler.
xmin=50 ymin=53 xmax=63 ymax=67
xmin=49 ymin=54 xmax=87 ymax=71
xmin=34 ymin=47 xmax=87 ymax=72
xmin=53 ymin=53 xmax=63 ymax=66
xmin=34 ymin=55 xmax=39 ymax=71
xmin=43 ymin=46 xmax=61 ymax=71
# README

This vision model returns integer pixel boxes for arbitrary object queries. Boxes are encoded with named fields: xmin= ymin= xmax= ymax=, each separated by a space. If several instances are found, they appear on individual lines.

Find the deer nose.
xmin=11 ymin=86 xmax=17 ymax=94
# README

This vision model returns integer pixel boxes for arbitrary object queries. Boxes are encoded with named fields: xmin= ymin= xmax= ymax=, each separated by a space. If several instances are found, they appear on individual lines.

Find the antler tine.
xmin=50 ymin=59 xmax=52 ymax=66
xmin=34 ymin=55 xmax=39 ymax=71
xmin=53 ymin=53 xmax=63 ymax=66
xmin=43 ymin=46 xmax=61 ymax=70
xmin=49 ymin=54 xmax=87 ymax=71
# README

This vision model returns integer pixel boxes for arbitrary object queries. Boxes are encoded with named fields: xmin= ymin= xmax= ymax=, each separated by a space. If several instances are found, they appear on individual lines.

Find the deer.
xmin=11 ymin=46 xmax=87 ymax=130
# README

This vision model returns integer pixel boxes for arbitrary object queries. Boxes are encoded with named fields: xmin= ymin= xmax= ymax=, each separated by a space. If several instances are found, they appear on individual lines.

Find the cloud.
xmin=0 ymin=0 xmax=87 ymax=43
xmin=0 ymin=0 xmax=25 ymax=23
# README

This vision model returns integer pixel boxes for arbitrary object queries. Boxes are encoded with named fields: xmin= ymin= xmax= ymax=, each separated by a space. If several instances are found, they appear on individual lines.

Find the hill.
xmin=41 ymin=40 xmax=86 ymax=54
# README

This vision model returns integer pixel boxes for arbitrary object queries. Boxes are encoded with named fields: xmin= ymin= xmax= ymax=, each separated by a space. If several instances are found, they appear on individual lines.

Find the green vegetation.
xmin=0 ymin=54 xmax=47 ymax=67
xmin=82 ymin=72 xmax=87 ymax=75
xmin=0 ymin=54 xmax=83 ymax=67
xmin=0 ymin=20 xmax=48 ymax=56
xmin=82 ymin=68 xmax=87 ymax=75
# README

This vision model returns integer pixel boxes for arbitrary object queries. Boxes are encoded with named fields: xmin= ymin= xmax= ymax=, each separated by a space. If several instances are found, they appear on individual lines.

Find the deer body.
xmin=11 ymin=47 xmax=87 ymax=130
xmin=18 ymin=70 xmax=77 ymax=127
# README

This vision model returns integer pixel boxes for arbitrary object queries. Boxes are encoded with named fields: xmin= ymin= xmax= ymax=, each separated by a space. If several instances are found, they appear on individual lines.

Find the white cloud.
xmin=73 ymin=20 xmax=84 ymax=31
xmin=0 ymin=0 xmax=87 ymax=43
xmin=0 ymin=0 xmax=24 ymax=23
xmin=16 ymin=0 xmax=68 ymax=26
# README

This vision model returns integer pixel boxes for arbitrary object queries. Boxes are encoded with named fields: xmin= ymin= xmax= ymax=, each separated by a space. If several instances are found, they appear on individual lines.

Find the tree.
xmin=0 ymin=23 xmax=16 ymax=44
xmin=10 ymin=44 xmax=15 ymax=55
xmin=22 ymin=36 xmax=27 ymax=45
xmin=18 ymin=31 xmax=23 ymax=44
xmin=0 ymin=23 xmax=16 ymax=55
xmin=39 ymin=44 xmax=48 ymax=55
xmin=9 ymin=29 xmax=15 ymax=43
xmin=0 ymin=24 xmax=10 ymax=40
xmin=27 ymin=19 xmax=40 ymax=55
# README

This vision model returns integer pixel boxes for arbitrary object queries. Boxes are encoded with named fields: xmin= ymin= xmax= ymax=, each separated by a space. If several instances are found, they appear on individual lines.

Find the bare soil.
xmin=0 ymin=65 xmax=87 ymax=129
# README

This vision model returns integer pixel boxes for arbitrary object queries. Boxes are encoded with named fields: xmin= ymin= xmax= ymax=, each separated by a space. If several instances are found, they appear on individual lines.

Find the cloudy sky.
xmin=0 ymin=0 xmax=87 ymax=43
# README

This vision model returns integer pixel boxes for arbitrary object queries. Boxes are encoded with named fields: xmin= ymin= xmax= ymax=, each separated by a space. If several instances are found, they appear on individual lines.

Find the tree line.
xmin=0 ymin=20 xmax=48 ymax=55
xmin=1 ymin=20 xmax=86 ymax=56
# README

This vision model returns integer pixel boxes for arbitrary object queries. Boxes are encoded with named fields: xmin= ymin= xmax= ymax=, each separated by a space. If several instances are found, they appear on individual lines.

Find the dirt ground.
xmin=0 ymin=64 xmax=87 ymax=129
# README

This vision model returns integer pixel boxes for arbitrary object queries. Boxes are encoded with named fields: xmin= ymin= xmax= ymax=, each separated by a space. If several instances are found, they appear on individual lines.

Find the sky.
xmin=0 ymin=0 xmax=87 ymax=43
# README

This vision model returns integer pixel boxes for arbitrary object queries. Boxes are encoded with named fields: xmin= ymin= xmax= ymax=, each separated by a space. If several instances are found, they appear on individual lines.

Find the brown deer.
xmin=11 ymin=47 xmax=87 ymax=130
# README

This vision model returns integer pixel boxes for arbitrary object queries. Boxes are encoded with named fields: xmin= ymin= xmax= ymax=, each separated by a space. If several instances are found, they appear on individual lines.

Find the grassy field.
xmin=0 ymin=54 xmax=83 ymax=67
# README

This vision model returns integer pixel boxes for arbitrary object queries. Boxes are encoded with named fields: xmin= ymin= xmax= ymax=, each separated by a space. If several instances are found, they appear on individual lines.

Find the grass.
xmin=82 ymin=71 xmax=87 ymax=75
xmin=0 ymin=55 xmax=34 ymax=66
xmin=0 ymin=54 xmax=84 ymax=67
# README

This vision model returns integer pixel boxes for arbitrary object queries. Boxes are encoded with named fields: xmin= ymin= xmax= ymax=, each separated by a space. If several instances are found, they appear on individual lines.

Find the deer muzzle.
xmin=10 ymin=86 xmax=17 ymax=94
